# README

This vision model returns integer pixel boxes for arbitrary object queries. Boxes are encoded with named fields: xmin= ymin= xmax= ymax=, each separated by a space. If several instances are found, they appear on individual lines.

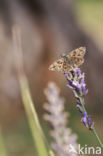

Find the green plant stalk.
xmin=0 ymin=129 xmax=7 ymax=156
xmin=19 ymin=75 xmax=54 ymax=156
xmin=92 ymin=128 xmax=103 ymax=149
xmin=79 ymin=97 xmax=103 ymax=149
xmin=12 ymin=25 xmax=54 ymax=156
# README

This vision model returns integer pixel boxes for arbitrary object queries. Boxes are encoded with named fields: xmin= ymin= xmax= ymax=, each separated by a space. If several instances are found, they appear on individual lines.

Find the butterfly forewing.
xmin=67 ymin=47 xmax=86 ymax=58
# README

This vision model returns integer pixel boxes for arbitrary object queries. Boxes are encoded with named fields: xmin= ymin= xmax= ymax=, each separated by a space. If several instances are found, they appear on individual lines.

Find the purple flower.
xmin=81 ymin=112 xmax=88 ymax=127
xmin=65 ymin=69 xmax=88 ymax=97
xmin=65 ymin=68 xmax=94 ymax=130
xmin=44 ymin=82 xmax=78 ymax=156
xmin=87 ymin=116 xmax=94 ymax=130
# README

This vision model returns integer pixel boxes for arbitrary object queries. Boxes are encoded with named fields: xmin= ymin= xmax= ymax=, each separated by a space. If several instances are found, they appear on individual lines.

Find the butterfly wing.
xmin=67 ymin=47 xmax=86 ymax=68
xmin=67 ymin=47 xmax=86 ymax=58
xmin=49 ymin=57 xmax=73 ymax=73
xmin=49 ymin=58 xmax=64 ymax=72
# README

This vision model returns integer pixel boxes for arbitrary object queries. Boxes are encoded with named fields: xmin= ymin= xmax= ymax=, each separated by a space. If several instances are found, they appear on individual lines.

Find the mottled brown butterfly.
xmin=49 ymin=47 xmax=86 ymax=73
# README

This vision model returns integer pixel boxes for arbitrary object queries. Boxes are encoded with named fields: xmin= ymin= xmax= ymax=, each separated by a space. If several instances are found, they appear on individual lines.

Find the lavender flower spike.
xmin=65 ymin=68 xmax=94 ymax=130
xmin=44 ymin=82 xmax=78 ymax=156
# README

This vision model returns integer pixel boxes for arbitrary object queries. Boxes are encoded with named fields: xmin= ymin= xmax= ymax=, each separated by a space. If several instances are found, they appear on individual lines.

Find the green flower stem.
xmin=92 ymin=128 xmax=103 ymax=149
xmin=0 ymin=129 xmax=7 ymax=156
xmin=12 ymin=25 xmax=54 ymax=156
xmin=19 ymin=76 xmax=54 ymax=156
xmin=79 ymin=97 xmax=103 ymax=149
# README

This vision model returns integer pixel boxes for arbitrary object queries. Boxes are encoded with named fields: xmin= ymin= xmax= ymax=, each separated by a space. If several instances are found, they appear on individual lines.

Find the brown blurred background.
xmin=0 ymin=0 xmax=103 ymax=155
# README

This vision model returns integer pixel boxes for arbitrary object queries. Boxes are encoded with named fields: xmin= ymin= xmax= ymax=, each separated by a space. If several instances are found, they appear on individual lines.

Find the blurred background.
xmin=0 ymin=0 xmax=103 ymax=155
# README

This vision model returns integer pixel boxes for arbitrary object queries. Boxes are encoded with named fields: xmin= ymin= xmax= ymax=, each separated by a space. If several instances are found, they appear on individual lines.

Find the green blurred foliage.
xmin=77 ymin=0 xmax=103 ymax=51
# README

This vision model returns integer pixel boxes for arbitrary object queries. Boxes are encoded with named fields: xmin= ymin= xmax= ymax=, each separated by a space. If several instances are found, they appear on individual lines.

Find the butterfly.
xmin=49 ymin=47 xmax=86 ymax=73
